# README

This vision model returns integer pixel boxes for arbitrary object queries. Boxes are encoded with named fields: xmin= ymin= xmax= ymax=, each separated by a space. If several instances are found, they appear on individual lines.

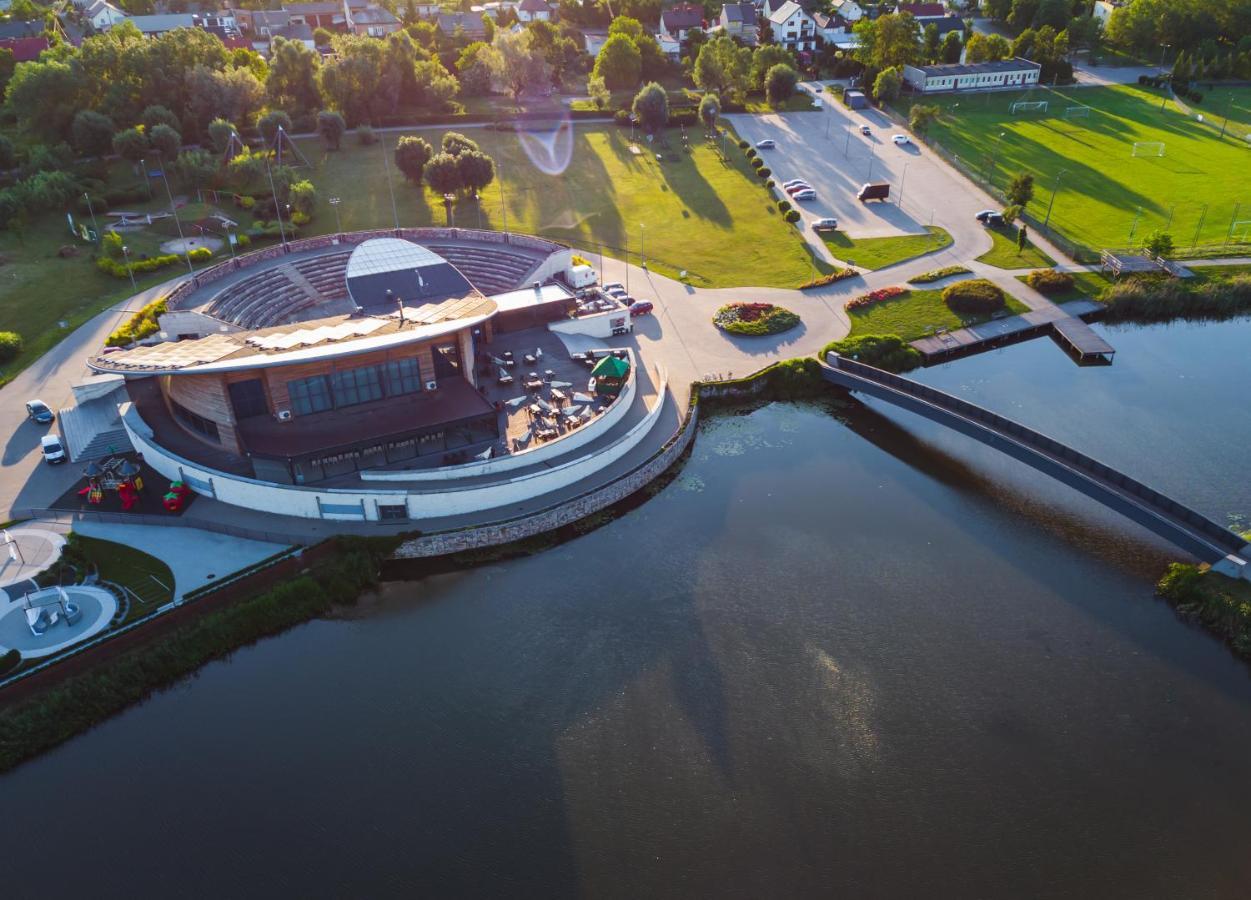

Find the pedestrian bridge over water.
xmin=822 ymin=355 xmax=1250 ymax=578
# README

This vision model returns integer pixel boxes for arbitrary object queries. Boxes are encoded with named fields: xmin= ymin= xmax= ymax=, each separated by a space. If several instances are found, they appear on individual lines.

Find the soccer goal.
xmin=1132 ymin=141 xmax=1166 ymax=157
xmin=1011 ymin=100 xmax=1049 ymax=114
xmin=1063 ymin=105 xmax=1092 ymax=119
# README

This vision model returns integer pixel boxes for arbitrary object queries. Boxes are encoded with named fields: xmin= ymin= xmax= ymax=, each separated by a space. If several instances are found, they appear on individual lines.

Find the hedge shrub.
xmin=943 ymin=278 xmax=1006 ymax=314
xmin=613 ymin=109 xmax=632 ymax=126
xmin=738 ymin=139 xmax=749 ymax=149
xmin=1025 ymin=268 xmax=1074 ymax=294
xmin=0 ymin=330 xmax=22 ymax=364
xmin=777 ymin=199 xmax=791 ymax=212
xmin=750 ymin=157 xmax=764 ymax=168
xmin=106 ymin=296 xmax=168 ymax=347
xmin=823 ymin=334 xmax=921 ymax=373
xmin=908 ymin=265 xmax=971 ymax=284
xmin=757 ymin=167 xmax=771 ymax=178
xmin=96 ymin=254 xmax=181 ymax=279
xmin=783 ymin=209 xmax=800 ymax=223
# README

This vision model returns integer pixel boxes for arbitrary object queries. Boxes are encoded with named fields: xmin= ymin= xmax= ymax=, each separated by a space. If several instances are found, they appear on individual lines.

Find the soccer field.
xmin=901 ymin=84 xmax=1251 ymax=258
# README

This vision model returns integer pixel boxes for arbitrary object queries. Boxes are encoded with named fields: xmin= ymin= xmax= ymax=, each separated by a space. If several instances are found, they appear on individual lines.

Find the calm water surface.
xmin=4 ymin=319 xmax=1251 ymax=899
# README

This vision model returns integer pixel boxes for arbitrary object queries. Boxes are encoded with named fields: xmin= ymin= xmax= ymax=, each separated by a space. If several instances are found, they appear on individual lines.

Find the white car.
xmin=892 ymin=134 xmax=911 ymax=145
xmin=602 ymin=282 xmax=625 ymax=293
xmin=755 ymin=139 xmax=776 ymax=149
xmin=793 ymin=189 xmax=817 ymax=201
xmin=811 ymin=217 xmax=838 ymax=231
xmin=782 ymin=178 xmax=809 ymax=188
xmin=40 ymin=434 xmax=66 ymax=465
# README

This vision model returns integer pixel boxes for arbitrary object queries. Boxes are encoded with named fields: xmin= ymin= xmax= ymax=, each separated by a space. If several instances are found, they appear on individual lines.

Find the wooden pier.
xmin=910 ymin=300 xmax=1115 ymax=366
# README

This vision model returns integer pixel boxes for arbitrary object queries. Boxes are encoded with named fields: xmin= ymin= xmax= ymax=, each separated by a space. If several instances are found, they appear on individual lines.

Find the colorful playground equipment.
xmin=78 ymin=457 xmax=144 ymax=510
xmin=163 ymin=481 xmax=191 ymax=512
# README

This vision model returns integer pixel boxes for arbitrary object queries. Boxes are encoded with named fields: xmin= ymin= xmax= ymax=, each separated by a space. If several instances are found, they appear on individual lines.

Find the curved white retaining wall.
xmin=361 ymin=355 xmax=640 ymax=483
xmin=121 ymin=373 xmax=668 ymax=522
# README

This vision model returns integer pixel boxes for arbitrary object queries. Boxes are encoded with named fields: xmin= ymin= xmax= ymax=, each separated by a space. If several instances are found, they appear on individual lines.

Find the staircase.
xmin=58 ymin=390 xmax=134 ymax=462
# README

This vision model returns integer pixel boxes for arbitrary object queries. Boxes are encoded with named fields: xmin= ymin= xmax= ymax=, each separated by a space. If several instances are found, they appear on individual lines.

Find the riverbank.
xmin=1157 ymin=560 xmax=1251 ymax=659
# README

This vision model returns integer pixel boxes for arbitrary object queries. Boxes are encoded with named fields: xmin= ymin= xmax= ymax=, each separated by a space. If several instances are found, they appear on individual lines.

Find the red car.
xmin=629 ymin=300 xmax=654 ymax=317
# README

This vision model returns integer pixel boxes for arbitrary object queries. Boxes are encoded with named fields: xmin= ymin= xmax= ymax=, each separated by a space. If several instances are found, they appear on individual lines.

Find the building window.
xmin=171 ymin=399 xmax=220 ymax=443
xmin=384 ymin=357 xmax=423 ymax=396
xmin=228 ymin=378 xmax=269 ymax=420
xmin=288 ymin=374 xmax=333 ymax=416
xmin=331 ymin=365 xmax=384 ymax=408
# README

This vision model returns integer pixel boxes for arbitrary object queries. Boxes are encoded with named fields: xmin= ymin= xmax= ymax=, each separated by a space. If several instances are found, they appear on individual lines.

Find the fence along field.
xmin=901 ymin=84 xmax=1251 ymax=259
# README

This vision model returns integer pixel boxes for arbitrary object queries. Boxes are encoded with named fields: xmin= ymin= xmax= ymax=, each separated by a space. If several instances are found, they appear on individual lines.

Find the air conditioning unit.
xmin=276 ymin=409 xmax=293 ymax=421
xmin=425 ymin=380 xmax=438 ymax=391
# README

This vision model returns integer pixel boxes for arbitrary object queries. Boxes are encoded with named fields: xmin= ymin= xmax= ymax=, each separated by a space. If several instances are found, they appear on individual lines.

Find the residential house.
xmin=84 ymin=0 xmax=128 ymax=30
xmin=761 ymin=0 xmax=817 ymax=16
xmin=655 ymin=32 xmax=680 ymax=58
xmin=895 ymin=2 xmax=947 ymax=20
xmin=830 ymin=0 xmax=863 ymax=21
xmin=284 ymin=0 xmax=369 ymax=31
xmin=766 ymin=0 xmax=816 ymax=51
xmin=0 ymin=35 xmax=49 ymax=61
xmin=659 ymin=2 xmax=703 ymax=43
xmin=350 ymin=5 xmax=401 ymax=36
xmin=719 ymin=2 xmax=758 ymax=44
xmin=923 ymin=15 xmax=965 ymax=41
xmin=582 ymin=27 xmax=608 ymax=56
xmin=436 ymin=11 xmax=487 ymax=38
xmin=813 ymin=11 xmax=857 ymax=49
xmin=516 ymin=0 xmax=552 ymax=22
xmin=127 ymin=14 xmax=197 ymax=37
xmin=1092 ymin=0 xmax=1123 ymax=23
xmin=0 ymin=19 xmax=43 ymax=40
xmin=271 ymin=21 xmax=316 ymax=49
xmin=901 ymin=57 xmax=1040 ymax=92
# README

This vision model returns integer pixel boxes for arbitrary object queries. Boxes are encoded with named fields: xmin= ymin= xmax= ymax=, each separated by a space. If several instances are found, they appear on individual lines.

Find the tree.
xmin=456 ymin=42 xmax=494 ymax=96
xmin=485 ymin=30 xmax=552 ymax=103
xmin=148 ymin=123 xmax=181 ymax=161
xmin=482 ymin=13 xmax=495 ymax=43
xmin=456 ymin=150 xmax=495 ymax=195
xmin=588 ymin=74 xmax=611 ymax=108
xmin=313 ymin=26 xmax=334 ymax=47
xmin=442 ymin=132 xmax=479 ymax=156
xmin=853 ymin=12 xmax=921 ymax=71
xmin=1143 ymin=229 xmax=1174 ymax=257
xmin=594 ymin=33 xmax=642 ymax=90
xmin=259 ymin=110 xmax=293 ymax=145
xmin=266 ymin=36 xmax=323 ymax=116
xmin=1008 ymin=0 xmax=1039 ymax=31
xmin=231 ymin=47 xmax=269 ymax=83
xmin=632 ymin=81 xmax=668 ymax=133
xmin=909 ymin=103 xmax=939 ymax=135
xmin=693 ymin=36 xmax=750 ymax=99
xmin=424 ymin=152 xmax=463 ymax=194
xmin=395 ymin=135 xmax=433 ymax=182
xmin=72 ymin=110 xmax=116 ymax=156
xmin=941 ymin=30 xmax=963 ymax=63
xmin=174 ymin=149 xmax=216 ymax=188
xmin=922 ymin=23 xmax=941 ymax=63
xmin=699 ymin=92 xmax=720 ymax=129
xmin=317 ymin=110 xmax=346 ymax=150
xmin=186 ymin=65 xmax=264 ymax=139
xmin=1017 ymin=223 xmax=1029 ymax=252
xmin=288 ymin=179 xmax=317 ymax=216
xmin=141 ymin=104 xmax=180 ymax=133
xmin=112 ymin=127 xmax=148 ymax=162
xmin=983 ymin=0 xmax=1012 ymax=20
xmin=966 ymin=32 xmax=1012 ymax=62
xmin=1001 ymin=204 xmax=1022 ymax=225
xmin=0 ymin=136 xmax=15 ymax=170
xmin=208 ymin=118 xmax=236 ymax=153
xmin=4 ymin=59 xmax=84 ymax=143
xmin=608 ymin=16 xmax=644 ymax=41
xmin=750 ymin=44 xmax=793 ymax=89
xmin=1032 ymin=0 xmax=1069 ymax=29
xmin=765 ymin=63 xmax=799 ymax=105
xmin=635 ymin=34 xmax=668 ymax=82
xmin=872 ymin=66 xmax=903 ymax=103
xmin=1006 ymin=172 xmax=1035 ymax=206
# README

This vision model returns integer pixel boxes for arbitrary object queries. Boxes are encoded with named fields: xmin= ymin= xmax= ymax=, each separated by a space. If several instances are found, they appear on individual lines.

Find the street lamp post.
xmin=139 ymin=158 xmax=152 ymax=198
xmin=640 ymin=223 xmax=646 ymax=269
xmin=985 ymin=131 xmax=1006 ymax=185
xmin=155 ymin=153 xmax=193 ymax=273
xmin=844 ymin=124 xmax=852 ymax=157
xmin=381 ymin=142 xmax=399 ymax=229
xmin=121 ymin=245 xmax=137 ymax=292
xmin=1043 ymin=169 xmax=1067 ymax=231
xmin=82 ymin=192 xmax=99 ymax=243
xmin=329 ymin=196 xmax=342 ymax=235
xmin=898 ymin=162 xmax=909 ymax=210
xmin=265 ymin=155 xmax=287 ymax=247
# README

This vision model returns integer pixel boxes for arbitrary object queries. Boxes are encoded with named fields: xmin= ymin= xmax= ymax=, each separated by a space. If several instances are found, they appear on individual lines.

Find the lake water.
xmin=4 ymin=319 xmax=1251 ymax=899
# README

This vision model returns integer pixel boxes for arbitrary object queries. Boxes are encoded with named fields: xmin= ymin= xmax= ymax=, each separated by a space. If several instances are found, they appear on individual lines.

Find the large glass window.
xmin=288 ymin=375 xmax=332 ymax=416
xmin=384 ymin=358 xmax=423 ymax=396
xmin=331 ymin=365 xmax=384 ymax=408
xmin=171 ymin=399 xmax=220 ymax=442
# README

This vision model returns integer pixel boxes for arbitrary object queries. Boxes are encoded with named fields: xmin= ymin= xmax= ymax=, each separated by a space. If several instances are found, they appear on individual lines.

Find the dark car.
xmin=629 ymin=300 xmax=654 ymax=317
xmin=25 ymin=400 xmax=54 ymax=424
xmin=976 ymin=209 xmax=1006 ymax=226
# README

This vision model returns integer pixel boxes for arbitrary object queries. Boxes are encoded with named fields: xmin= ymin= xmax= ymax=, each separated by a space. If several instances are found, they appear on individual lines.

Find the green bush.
xmin=942 ymin=278 xmax=1006 ymax=314
xmin=613 ymin=109 xmax=632 ymax=126
xmin=96 ymin=254 xmax=181 ymax=280
xmin=713 ymin=302 xmax=801 ymax=336
xmin=777 ymin=199 xmax=791 ymax=212
xmin=823 ymin=334 xmax=922 ymax=373
xmin=738 ymin=139 xmax=749 ymax=149
xmin=237 ymin=195 xmax=256 ymax=209
xmin=0 ymin=330 xmax=23 ymax=364
xmin=757 ymin=167 xmax=771 ymax=178
xmin=356 ymin=124 xmax=377 ymax=145
xmin=188 ymin=247 xmax=212 ymax=262
xmin=783 ymin=209 xmax=800 ymax=223
xmin=0 ymin=647 xmax=19 ymax=676
xmin=106 ymin=297 xmax=168 ymax=347
xmin=908 ymin=265 xmax=971 ymax=284
xmin=235 ymin=233 xmax=251 ymax=248
xmin=1025 ymin=268 xmax=1075 ymax=294
xmin=745 ymin=147 xmax=757 ymax=159
xmin=750 ymin=156 xmax=764 ymax=168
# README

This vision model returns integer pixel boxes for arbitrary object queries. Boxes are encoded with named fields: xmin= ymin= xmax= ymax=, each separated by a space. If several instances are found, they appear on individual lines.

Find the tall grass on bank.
xmin=1157 ymin=563 xmax=1251 ymax=658
xmin=1102 ymin=274 xmax=1251 ymax=323
xmin=0 ymin=537 xmax=399 ymax=774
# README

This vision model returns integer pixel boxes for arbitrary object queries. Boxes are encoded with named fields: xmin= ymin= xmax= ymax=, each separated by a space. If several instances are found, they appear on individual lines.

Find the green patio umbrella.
xmin=590 ymin=355 xmax=629 ymax=379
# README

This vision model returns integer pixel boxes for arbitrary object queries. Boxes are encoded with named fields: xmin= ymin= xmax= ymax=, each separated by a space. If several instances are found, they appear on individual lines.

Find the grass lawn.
xmin=1014 ymin=269 xmax=1111 ymax=303
xmin=295 ymin=124 xmax=824 ymax=288
xmin=897 ymin=84 xmax=1251 ymax=258
xmin=742 ymin=93 xmax=819 ymax=114
xmin=821 ymin=226 xmax=952 ymax=270
xmin=38 ymin=534 xmax=175 ymax=624
xmin=847 ymin=286 xmax=1031 ymax=341
xmin=976 ymin=225 xmax=1057 ymax=269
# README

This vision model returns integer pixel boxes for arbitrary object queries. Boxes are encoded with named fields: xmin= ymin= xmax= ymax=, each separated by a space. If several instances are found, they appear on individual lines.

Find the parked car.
xmin=892 ymin=134 xmax=911 ymax=146
xmin=629 ymin=300 xmax=654 ymax=316
xmin=40 ymin=434 xmax=66 ymax=464
xmin=755 ymin=139 xmax=776 ymax=149
xmin=793 ymin=189 xmax=817 ymax=201
xmin=857 ymin=182 xmax=891 ymax=202
xmin=782 ymin=178 xmax=809 ymax=188
xmin=784 ymin=183 xmax=813 ymax=195
xmin=860 ymin=125 xmax=872 ymax=136
xmin=975 ymin=210 xmax=1005 ymax=226
xmin=811 ymin=218 xmax=839 ymax=232
xmin=602 ymin=282 xmax=625 ymax=293
xmin=25 ymin=400 xmax=54 ymax=424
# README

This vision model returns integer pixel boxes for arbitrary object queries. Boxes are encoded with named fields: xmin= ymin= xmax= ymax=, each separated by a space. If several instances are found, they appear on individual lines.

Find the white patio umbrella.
xmin=573 ymin=391 xmax=593 ymax=404
xmin=504 ymin=395 xmax=529 ymax=409
xmin=551 ymin=380 xmax=573 ymax=389
xmin=535 ymin=397 xmax=553 ymax=412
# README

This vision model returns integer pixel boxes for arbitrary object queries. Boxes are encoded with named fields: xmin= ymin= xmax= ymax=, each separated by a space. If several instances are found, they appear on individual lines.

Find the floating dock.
xmin=910 ymin=300 xmax=1115 ymax=366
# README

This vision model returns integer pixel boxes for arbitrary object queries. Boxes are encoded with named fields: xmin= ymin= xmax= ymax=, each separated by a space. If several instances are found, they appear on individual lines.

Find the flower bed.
xmin=799 ymin=267 xmax=858 ymax=290
xmin=845 ymin=286 xmax=909 ymax=311
xmin=713 ymin=302 xmax=801 ymax=336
